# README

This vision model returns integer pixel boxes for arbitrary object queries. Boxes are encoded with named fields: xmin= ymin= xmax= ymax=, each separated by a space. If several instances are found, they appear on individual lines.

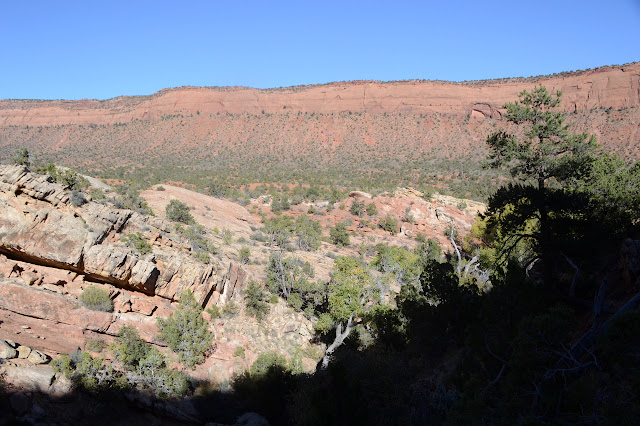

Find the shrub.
xmin=287 ymin=293 xmax=303 ymax=311
xmin=295 ymin=215 xmax=322 ymax=251
xmin=250 ymin=352 xmax=289 ymax=376
xmin=222 ymin=301 xmax=240 ymax=318
xmin=193 ymin=251 xmax=211 ymax=264
xmin=157 ymin=291 xmax=213 ymax=369
xmin=244 ymin=281 xmax=270 ymax=321
xmin=12 ymin=147 xmax=31 ymax=167
xmin=85 ymin=338 xmax=107 ymax=353
xmin=238 ymin=247 xmax=251 ymax=264
xmin=380 ymin=216 xmax=399 ymax=234
xmin=233 ymin=346 xmax=246 ymax=359
xmin=350 ymin=199 xmax=365 ymax=217
xmin=206 ymin=305 xmax=221 ymax=319
xmin=79 ymin=286 xmax=113 ymax=312
xmin=329 ymin=222 xmax=351 ymax=247
xmin=88 ymin=187 xmax=105 ymax=200
xmin=366 ymin=202 xmax=378 ymax=216
xmin=222 ymin=228 xmax=233 ymax=245
xmin=156 ymin=186 xmax=165 ymax=191
xmin=70 ymin=190 xmax=88 ymax=207
xmin=123 ymin=232 xmax=152 ymax=255
xmin=112 ymin=325 xmax=149 ymax=369
xmin=166 ymin=199 xmax=195 ymax=224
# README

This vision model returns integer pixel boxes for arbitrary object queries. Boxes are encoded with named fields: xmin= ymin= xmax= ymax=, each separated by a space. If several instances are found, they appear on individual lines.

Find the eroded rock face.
xmin=0 ymin=165 xmax=247 ymax=305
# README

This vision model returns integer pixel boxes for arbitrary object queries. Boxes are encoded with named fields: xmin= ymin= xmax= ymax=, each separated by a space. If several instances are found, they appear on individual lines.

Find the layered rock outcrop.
xmin=0 ymin=164 xmax=247 ymax=307
xmin=0 ymin=63 xmax=638 ymax=126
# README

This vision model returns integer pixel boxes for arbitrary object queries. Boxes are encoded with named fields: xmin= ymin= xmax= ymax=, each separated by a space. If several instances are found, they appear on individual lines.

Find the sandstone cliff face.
xmin=0 ymin=64 xmax=639 ymax=181
xmin=0 ymin=63 xmax=638 ymax=125
xmin=0 ymin=164 xmax=246 ymax=307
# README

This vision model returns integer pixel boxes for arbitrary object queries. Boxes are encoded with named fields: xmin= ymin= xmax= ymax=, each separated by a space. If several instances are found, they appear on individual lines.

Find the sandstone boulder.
xmin=27 ymin=349 xmax=49 ymax=364
xmin=0 ymin=339 xmax=17 ymax=359
xmin=16 ymin=345 xmax=32 ymax=359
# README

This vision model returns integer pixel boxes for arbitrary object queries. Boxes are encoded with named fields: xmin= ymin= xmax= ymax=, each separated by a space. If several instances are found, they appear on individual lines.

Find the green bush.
xmin=366 ymin=202 xmax=378 ymax=216
xmin=222 ymin=228 xmax=233 ymax=245
xmin=222 ymin=301 xmax=240 ymax=318
xmin=79 ymin=286 xmax=113 ymax=312
xmin=166 ymin=199 xmax=195 ymax=224
xmin=112 ymin=325 xmax=149 ymax=369
xmin=11 ymin=147 xmax=31 ymax=167
xmin=250 ymin=352 xmax=289 ymax=376
xmin=122 ymin=232 xmax=152 ymax=255
xmin=350 ymin=199 xmax=365 ymax=217
xmin=233 ymin=346 xmax=246 ymax=359
xmin=287 ymin=293 xmax=303 ymax=311
xmin=329 ymin=222 xmax=351 ymax=247
xmin=244 ymin=281 xmax=270 ymax=321
xmin=380 ymin=215 xmax=399 ymax=234
xmin=157 ymin=291 xmax=213 ymax=369
xmin=294 ymin=215 xmax=322 ymax=251
xmin=206 ymin=305 xmax=221 ymax=319
xmin=84 ymin=338 xmax=107 ymax=353
xmin=238 ymin=247 xmax=251 ymax=264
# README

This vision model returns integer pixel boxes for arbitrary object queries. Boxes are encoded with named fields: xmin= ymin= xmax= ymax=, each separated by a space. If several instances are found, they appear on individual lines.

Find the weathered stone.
xmin=0 ymin=339 xmax=17 ymax=358
xmin=27 ymin=349 xmax=49 ymax=364
xmin=0 ymin=166 xmax=247 ymax=308
xmin=284 ymin=322 xmax=299 ymax=333
xmin=131 ymin=296 xmax=156 ymax=316
xmin=16 ymin=345 xmax=32 ymax=359
xmin=2 ymin=364 xmax=56 ymax=392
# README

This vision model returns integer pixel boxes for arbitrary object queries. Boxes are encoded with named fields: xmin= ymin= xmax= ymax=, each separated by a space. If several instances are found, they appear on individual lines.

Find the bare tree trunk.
xmin=321 ymin=316 xmax=353 ymax=369
xmin=562 ymin=253 xmax=580 ymax=297
xmin=450 ymin=220 xmax=462 ymax=276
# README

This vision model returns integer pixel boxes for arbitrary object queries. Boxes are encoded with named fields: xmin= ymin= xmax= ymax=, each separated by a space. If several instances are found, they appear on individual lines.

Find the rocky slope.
xmin=0 ymin=164 xmax=247 ymax=307
xmin=0 ymin=63 xmax=638 ymax=190
xmin=0 ymin=163 xmax=488 ymax=422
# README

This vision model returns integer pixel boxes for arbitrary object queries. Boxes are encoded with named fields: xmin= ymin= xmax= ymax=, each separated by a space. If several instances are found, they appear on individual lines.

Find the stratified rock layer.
xmin=0 ymin=164 xmax=246 ymax=305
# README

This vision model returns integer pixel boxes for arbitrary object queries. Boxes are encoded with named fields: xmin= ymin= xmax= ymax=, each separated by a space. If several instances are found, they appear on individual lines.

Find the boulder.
xmin=2 ymin=364 xmax=56 ymax=392
xmin=16 ymin=345 xmax=32 ymax=359
xmin=27 ymin=349 xmax=49 ymax=364
xmin=0 ymin=339 xmax=17 ymax=359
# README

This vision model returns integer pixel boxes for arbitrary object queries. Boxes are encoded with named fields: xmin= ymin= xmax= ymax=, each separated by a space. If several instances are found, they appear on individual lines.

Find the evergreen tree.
xmin=485 ymin=86 xmax=598 ymax=277
xmin=157 ymin=291 xmax=212 ymax=369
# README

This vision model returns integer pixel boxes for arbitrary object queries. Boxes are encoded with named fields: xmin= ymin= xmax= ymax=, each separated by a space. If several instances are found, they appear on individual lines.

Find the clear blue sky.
xmin=2 ymin=0 xmax=639 ymax=100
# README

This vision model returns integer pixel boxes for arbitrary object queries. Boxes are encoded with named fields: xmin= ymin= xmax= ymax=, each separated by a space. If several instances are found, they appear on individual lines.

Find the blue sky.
xmin=2 ymin=0 xmax=639 ymax=100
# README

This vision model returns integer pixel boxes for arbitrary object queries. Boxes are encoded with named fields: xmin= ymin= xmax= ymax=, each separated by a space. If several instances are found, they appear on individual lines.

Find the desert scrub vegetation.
xmin=79 ymin=286 xmax=113 ymax=312
xmin=244 ymin=281 xmax=270 ymax=321
xmin=166 ymin=199 xmax=195 ymax=224
xmin=84 ymin=338 xmax=107 ymax=353
xmin=174 ymin=224 xmax=218 ymax=263
xmin=122 ymin=232 xmax=152 ymax=255
xmin=329 ymin=222 xmax=351 ymax=247
xmin=107 ymin=183 xmax=153 ymax=216
xmin=379 ymin=215 xmax=399 ymax=234
xmin=157 ymin=290 xmax=213 ymax=369
xmin=238 ymin=246 xmax=251 ymax=264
